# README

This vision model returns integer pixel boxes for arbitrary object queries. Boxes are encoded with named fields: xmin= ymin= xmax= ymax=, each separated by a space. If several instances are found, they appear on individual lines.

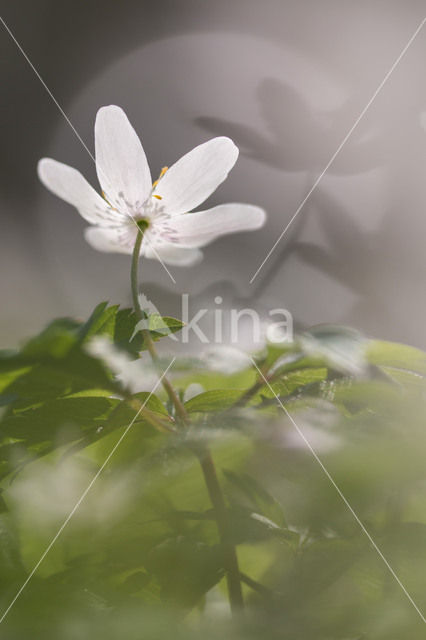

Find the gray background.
xmin=1 ymin=0 xmax=426 ymax=348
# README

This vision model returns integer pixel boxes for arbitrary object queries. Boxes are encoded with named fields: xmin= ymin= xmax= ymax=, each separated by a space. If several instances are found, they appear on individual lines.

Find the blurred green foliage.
xmin=0 ymin=305 xmax=425 ymax=638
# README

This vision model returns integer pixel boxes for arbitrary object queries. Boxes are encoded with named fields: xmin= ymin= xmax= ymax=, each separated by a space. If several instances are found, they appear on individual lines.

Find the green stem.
xmin=196 ymin=445 xmax=244 ymax=613
xmin=131 ymin=230 xmax=145 ymax=320
xmin=131 ymin=230 xmax=187 ymax=423
xmin=130 ymin=230 xmax=244 ymax=613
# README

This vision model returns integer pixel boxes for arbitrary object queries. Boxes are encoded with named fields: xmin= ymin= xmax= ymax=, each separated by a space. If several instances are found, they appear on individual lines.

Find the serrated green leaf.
xmin=79 ymin=304 xmax=182 ymax=354
xmin=113 ymin=308 xmax=145 ymax=354
xmin=132 ymin=391 xmax=168 ymax=416
xmin=132 ymin=314 xmax=184 ymax=343
xmin=78 ymin=301 xmax=118 ymax=341
xmin=150 ymin=315 xmax=184 ymax=337
xmin=1 ymin=396 xmax=115 ymax=445
xmin=184 ymin=389 xmax=243 ymax=413
xmin=107 ymin=393 xmax=170 ymax=431
xmin=268 ymin=367 xmax=327 ymax=396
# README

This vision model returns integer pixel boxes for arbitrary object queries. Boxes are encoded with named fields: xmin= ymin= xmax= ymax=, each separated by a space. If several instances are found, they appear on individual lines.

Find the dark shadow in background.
xmin=196 ymin=77 xmax=388 ymax=175
xmin=2 ymin=0 xmax=426 ymax=347
xmin=196 ymin=77 xmax=388 ymax=311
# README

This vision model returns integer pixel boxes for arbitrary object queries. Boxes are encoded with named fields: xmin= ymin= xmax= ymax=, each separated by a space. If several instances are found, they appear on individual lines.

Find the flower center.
xmin=137 ymin=218 xmax=150 ymax=232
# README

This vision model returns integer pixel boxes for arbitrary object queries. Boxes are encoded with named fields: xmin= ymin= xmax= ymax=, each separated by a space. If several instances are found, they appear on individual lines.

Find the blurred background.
xmin=1 ymin=0 xmax=426 ymax=348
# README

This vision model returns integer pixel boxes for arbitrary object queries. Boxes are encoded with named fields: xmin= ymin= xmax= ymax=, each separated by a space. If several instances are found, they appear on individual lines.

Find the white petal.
xmin=95 ymin=105 xmax=152 ymax=215
xmin=143 ymin=242 xmax=203 ymax=266
xmin=299 ymin=326 xmax=368 ymax=377
xmin=183 ymin=383 xmax=205 ymax=402
xmin=170 ymin=203 xmax=266 ymax=247
xmin=84 ymin=225 xmax=137 ymax=254
xmin=156 ymin=137 xmax=239 ymax=215
xmin=86 ymin=336 xmax=160 ymax=394
xmin=201 ymin=346 xmax=250 ymax=374
xmin=38 ymin=158 xmax=126 ymax=226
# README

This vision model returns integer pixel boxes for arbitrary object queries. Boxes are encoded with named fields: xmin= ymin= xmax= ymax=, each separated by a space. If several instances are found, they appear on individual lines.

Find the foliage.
xmin=0 ymin=305 xmax=425 ymax=639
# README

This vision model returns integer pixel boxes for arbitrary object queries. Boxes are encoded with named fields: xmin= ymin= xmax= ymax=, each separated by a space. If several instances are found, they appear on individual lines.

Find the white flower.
xmin=86 ymin=335 xmax=160 ymax=394
xmin=298 ymin=325 xmax=368 ymax=377
xmin=38 ymin=105 xmax=266 ymax=266
xmin=279 ymin=401 xmax=342 ymax=454
xmin=201 ymin=345 xmax=251 ymax=374
xmin=183 ymin=382 xmax=205 ymax=402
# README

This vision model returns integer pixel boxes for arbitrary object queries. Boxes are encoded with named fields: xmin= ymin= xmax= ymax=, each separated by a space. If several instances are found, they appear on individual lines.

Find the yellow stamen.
xmin=101 ymin=191 xmax=118 ymax=211
xmin=152 ymin=166 xmax=169 ymax=190
xmin=153 ymin=194 xmax=162 ymax=200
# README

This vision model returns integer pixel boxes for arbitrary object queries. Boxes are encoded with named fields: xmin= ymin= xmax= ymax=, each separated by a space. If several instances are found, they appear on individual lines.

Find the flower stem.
xmin=130 ymin=230 xmax=145 ymax=320
xmin=196 ymin=444 xmax=244 ymax=613
xmin=131 ymin=230 xmax=187 ymax=422
xmin=130 ymin=230 xmax=244 ymax=613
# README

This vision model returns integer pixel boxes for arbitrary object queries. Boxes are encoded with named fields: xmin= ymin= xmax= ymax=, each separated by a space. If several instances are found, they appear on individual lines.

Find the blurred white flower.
xmin=201 ymin=345 xmax=251 ymax=374
xmin=9 ymin=456 xmax=136 ymax=528
xmin=38 ymin=105 xmax=266 ymax=266
xmin=86 ymin=336 xmax=160 ymax=394
xmin=196 ymin=318 xmax=292 ymax=375
xmin=299 ymin=325 xmax=368 ymax=377
xmin=278 ymin=400 xmax=342 ymax=454
xmin=183 ymin=382 xmax=205 ymax=402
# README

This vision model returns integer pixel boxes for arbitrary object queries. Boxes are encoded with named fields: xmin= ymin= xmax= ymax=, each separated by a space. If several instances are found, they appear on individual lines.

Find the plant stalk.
xmin=196 ymin=445 xmax=244 ymax=612
xmin=131 ymin=230 xmax=187 ymax=422
xmin=130 ymin=230 xmax=244 ymax=613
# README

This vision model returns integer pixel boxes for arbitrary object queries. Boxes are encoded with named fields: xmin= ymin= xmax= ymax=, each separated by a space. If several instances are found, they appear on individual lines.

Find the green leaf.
xmin=2 ymin=396 xmax=114 ymax=442
xmin=145 ymin=537 xmax=224 ymax=607
xmin=113 ymin=308 xmax=145 ymax=354
xmin=20 ymin=318 xmax=81 ymax=359
xmin=131 ymin=313 xmax=184 ymax=344
xmin=80 ymin=304 xmax=183 ymax=353
xmin=0 ymin=513 xmax=26 ymax=590
xmin=279 ymin=537 xmax=363 ymax=607
xmin=78 ymin=302 xmax=118 ymax=342
xmin=0 ymin=396 xmax=118 ymax=480
xmin=79 ymin=303 xmax=144 ymax=356
xmin=106 ymin=393 xmax=170 ymax=432
xmin=148 ymin=315 xmax=184 ymax=340
xmin=132 ymin=391 xmax=168 ymax=416
xmin=223 ymin=469 xmax=287 ymax=529
xmin=184 ymin=389 xmax=243 ymax=413
xmin=264 ymin=367 xmax=327 ymax=398
xmin=368 ymin=340 xmax=426 ymax=376
xmin=0 ymin=366 xmax=32 ymax=398
xmin=223 ymin=507 xmax=298 ymax=546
